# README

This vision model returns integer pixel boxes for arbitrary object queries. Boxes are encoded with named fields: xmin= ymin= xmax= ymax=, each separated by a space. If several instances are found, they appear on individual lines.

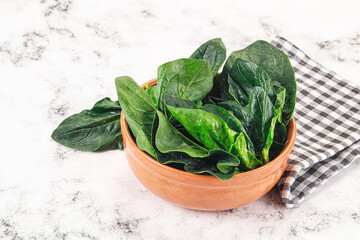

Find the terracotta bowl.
xmin=120 ymin=78 xmax=297 ymax=211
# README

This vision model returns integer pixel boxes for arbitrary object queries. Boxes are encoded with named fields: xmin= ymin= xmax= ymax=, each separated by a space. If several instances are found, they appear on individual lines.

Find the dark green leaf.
xmin=229 ymin=58 xmax=275 ymax=100
xmin=227 ymin=74 xmax=249 ymax=106
xmin=156 ymin=58 xmax=213 ymax=118
xmin=202 ymin=104 xmax=262 ymax=169
xmin=273 ymin=84 xmax=286 ymax=123
xmin=269 ymin=121 xmax=288 ymax=159
xmin=234 ymin=133 xmax=262 ymax=169
xmin=224 ymin=40 xmax=296 ymax=125
xmin=218 ymin=87 xmax=278 ymax=163
xmin=51 ymin=97 xmax=123 ymax=152
xmin=202 ymin=95 xmax=229 ymax=106
xmin=213 ymin=73 xmax=249 ymax=106
xmin=115 ymin=76 xmax=157 ymax=158
xmin=164 ymin=94 xmax=199 ymax=109
xmin=166 ymin=96 xmax=237 ymax=152
xmin=201 ymin=104 xmax=247 ymax=137
xmin=151 ymin=112 xmax=238 ymax=180
xmin=190 ymin=38 xmax=226 ymax=77
xmin=155 ymin=110 xmax=209 ymax=157
xmin=156 ymin=150 xmax=238 ymax=180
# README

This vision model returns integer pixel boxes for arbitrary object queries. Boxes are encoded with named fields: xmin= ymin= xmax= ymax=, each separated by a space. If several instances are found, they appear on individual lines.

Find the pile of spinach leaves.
xmin=52 ymin=38 xmax=296 ymax=180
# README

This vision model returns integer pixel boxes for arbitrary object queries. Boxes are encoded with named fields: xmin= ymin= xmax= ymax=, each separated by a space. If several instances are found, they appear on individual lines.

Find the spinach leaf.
xmin=156 ymin=150 xmax=238 ymax=180
xmin=155 ymin=110 xmax=209 ymax=158
xmin=273 ymin=84 xmax=286 ymax=123
xmin=115 ymin=76 xmax=157 ymax=158
xmin=218 ymin=87 xmax=278 ymax=163
xmin=213 ymin=72 xmax=249 ymax=106
xmin=203 ymin=95 xmax=229 ymax=106
xmin=190 ymin=38 xmax=226 ymax=77
xmin=229 ymin=58 xmax=275 ymax=100
xmin=234 ymin=133 xmax=262 ymax=170
xmin=201 ymin=104 xmax=248 ymax=139
xmin=51 ymin=97 xmax=123 ymax=152
xmin=156 ymin=58 xmax=213 ymax=118
xmin=202 ymin=104 xmax=262 ymax=169
xmin=151 ymin=113 xmax=239 ymax=180
xmin=224 ymin=40 xmax=296 ymax=125
xmin=166 ymin=96 xmax=237 ymax=152
xmin=269 ymin=84 xmax=287 ymax=158
xmin=270 ymin=121 xmax=288 ymax=160
xmin=164 ymin=96 xmax=261 ymax=169
xmin=227 ymin=74 xmax=249 ymax=106
xmin=196 ymin=100 xmax=203 ymax=108
xmin=164 ymin=94 xmax=199 ymax=109
xmin=145 ymin=84 xmax=158 ymax=105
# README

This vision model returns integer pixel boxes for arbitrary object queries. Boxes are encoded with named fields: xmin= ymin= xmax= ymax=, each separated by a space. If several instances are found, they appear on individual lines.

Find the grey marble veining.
xmin=0 ymin=0 xmax=359 ymax=239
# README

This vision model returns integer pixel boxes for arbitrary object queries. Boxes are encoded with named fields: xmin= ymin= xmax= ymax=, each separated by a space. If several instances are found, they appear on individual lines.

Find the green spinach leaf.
xmin=156 ymin=58 xmax=213 ymax=118
xmin=166 ymin=96 xmax=237 ymax=152
xmin=145 ymin=84 xmax=158 ymax=105
xmin=156 ymin=150 xmax=239 ymax=180
xmin=269 ymin=121 xmax=288 ymax=160
xmin=115 ymin=76 xmax=157 ymax=158
xmin=218 ymin=87 xmax=278 ymax=163
xmin=234 ymin=132 xmax=262 ymax=170
xmin=151 ymin=112 xmax=239 ymax=180
xmin=229 ymin=58 xmax=275 ymax=100
xmin=213 ymin=72 xmax=249 ymax=106
xmin=164 ymin=94 xmax=199 ymax=110
xmin=155 ymin=110 xmax=209 ymax=158
xmin=273 ymin=84 xmax=286 ymax=123
xmin=51 ymin=97 xmax=123 ymax=152
xmin=227 ymin=74 xmax=249 ymax=106
xmin=190 ymin=38 xmax=226 ymax=77
xmin=202 ymin=104 xmax=262 ymax=169
xmin=224 ymin=40 xmax=296 ymax=125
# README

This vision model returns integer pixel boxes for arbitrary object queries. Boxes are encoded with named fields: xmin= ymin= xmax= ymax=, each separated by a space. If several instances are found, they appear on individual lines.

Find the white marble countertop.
xmin=1 ymin=0 xmax=359 ymax=239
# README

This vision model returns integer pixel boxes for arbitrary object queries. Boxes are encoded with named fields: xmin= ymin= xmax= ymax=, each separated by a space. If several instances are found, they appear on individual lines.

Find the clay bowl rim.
xmin=120 ymin=78 xmax=297 ymax=181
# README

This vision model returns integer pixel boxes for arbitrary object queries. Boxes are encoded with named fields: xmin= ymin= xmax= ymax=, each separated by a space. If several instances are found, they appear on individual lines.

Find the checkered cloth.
xmin=271 ymin=37 xmax=360 ymax=208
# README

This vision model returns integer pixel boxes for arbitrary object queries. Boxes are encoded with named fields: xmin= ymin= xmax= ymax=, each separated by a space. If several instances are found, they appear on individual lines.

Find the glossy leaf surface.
xmin=115 ymin=76 xmax=157 ymax=158
xmin=190 ymin=38 xmax=226 ymax=77
xmin=156 ymin=58 xmax=213 ymax=118
xmin=51 ymin=97 xmax=123 ymax=152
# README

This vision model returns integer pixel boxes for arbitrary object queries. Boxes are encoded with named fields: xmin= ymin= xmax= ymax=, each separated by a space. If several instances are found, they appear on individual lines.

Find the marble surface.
xmin=1 ymin=0 xmax=360 ymax=239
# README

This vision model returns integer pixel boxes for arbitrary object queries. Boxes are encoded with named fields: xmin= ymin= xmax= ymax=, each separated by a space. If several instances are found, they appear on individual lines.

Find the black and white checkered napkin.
xmin=271 ymin=37 xmax=360 ymax=208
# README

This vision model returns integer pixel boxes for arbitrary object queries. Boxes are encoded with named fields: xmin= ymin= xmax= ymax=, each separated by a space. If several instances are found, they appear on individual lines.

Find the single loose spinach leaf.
xmin=229 ymin=58 xmax=275 ymax=100
xmin=190 ymin=38 xmax=226 ymax=77
xmin=224 ymin=40 xmax=296 ymax=125
xmin=115 ymin=76 xmax=157 ymax=158
xmin=51 ymin=97 xmax=123 ymax=152
xmin=155 ymin=110 xmax=209 ymax=158
xmin=166 ymin=96 xmax=237 ymax=152
xmin=156 ymin=58 xmax=213 ymax=118
xmin=218 ymin=87 xmax=278 ymax=163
